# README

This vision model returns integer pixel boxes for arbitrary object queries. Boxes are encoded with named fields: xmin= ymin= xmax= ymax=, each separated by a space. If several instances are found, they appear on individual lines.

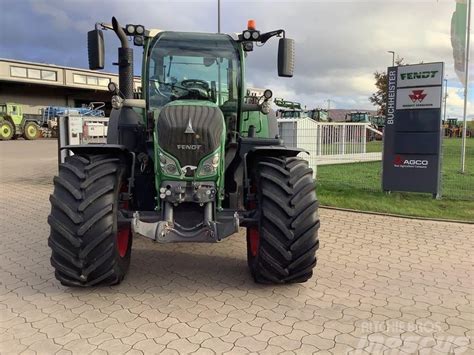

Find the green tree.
xmin=369 ymin=58 xmax=404 ymax=115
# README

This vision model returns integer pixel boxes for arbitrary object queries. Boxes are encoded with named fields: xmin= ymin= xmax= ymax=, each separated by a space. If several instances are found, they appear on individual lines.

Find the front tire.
xmin=247 ymin=156 xmax=320 ymax=284
xmin=48 ymin=154 xmax=132 ymax=286
xmin=23 ymin=122 xmax=40 ymax=140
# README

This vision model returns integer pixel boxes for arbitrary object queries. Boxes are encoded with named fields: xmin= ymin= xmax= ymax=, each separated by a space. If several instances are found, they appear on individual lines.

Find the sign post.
xmin=382 ymin=62 xmax=444 ymax=198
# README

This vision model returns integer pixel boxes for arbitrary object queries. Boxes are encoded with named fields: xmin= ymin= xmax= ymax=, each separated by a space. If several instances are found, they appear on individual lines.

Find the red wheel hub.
xmin=117 ymin=183 xmax=131 ymax=258
xmin=248 ymin=227 xmax=260 ymax=257
xmin=117 ymin=226 xmax=130 ymax=257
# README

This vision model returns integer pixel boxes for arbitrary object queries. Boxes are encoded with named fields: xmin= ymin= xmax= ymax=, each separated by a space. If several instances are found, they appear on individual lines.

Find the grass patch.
xmin=316 ymin=138 xmax=474 ymax=221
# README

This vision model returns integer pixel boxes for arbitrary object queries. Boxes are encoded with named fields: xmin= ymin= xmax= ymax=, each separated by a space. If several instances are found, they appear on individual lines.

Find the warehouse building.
xmin=0 ymin=58 xmax=141 ymax=115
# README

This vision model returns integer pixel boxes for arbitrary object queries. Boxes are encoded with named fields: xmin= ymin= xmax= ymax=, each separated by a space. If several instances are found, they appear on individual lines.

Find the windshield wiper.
xmin=150 ymin=79 xmax=210 ymax=101
xmin=150 ymin=79 xmax=192 ymax=93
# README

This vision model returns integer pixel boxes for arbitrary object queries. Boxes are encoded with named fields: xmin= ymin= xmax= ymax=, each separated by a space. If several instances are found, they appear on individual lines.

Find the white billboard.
xmin=396 ymin=62 xmax=444 ymax=88
xmin=396 ymin=86 xmax=443 ymax=110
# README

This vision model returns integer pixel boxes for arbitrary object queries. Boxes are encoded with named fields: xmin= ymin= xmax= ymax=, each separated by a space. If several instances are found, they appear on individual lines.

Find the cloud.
xmin=0 ymin=0 xmax=472 ymax=113
xmin=446 ymin=87 xmax=473 ymax=119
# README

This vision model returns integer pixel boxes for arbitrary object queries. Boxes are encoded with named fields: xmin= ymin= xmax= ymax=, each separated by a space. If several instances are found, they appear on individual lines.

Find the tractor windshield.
xmin=148 ymin=32 xmax=241 ymax=111
xmin=280 ymin=111 xmax=306 ymax=119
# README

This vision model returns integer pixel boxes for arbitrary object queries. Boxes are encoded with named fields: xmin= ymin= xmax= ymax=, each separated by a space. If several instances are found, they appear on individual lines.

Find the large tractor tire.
xmin=23 ymin=122 xmax=40 ymax=140
xmin=0 ymin=120 xmax=14 ymax=140
xmin=48 ymin=154 xmax=132 ymax=287
xmin=247 ymin=156 xmax=320 ymax=284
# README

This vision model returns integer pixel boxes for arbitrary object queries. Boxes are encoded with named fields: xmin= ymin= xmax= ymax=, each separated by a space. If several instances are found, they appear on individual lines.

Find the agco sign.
xmin=393 ymin=155 xmax=429 ymax=169
xmin=383 ymin=62 xmax=444 ymax=196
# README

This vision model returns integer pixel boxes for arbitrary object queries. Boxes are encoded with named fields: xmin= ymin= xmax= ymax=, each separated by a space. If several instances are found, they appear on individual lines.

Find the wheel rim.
xmin=1 ymin=125 xmax=11 ymax=138
xmin=117 ymin=227 xmax=130 ymax=257
xmin=117 ymin=183 xmax=130 ymax=258
xmin=248 ymin=227 xmax=260 ymax=257
xmin=27 ymin=125 xmax=37 ymax=137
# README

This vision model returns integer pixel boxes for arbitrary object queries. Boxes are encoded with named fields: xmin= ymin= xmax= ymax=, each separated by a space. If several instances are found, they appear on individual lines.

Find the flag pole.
xmin=461 ymin=0 xmax=471 ymax=173
xmin=217 ymin=0 xmax=221 ymax=33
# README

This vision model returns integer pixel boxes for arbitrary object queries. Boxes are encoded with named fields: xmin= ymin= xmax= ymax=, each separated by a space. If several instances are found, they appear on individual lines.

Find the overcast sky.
xmin=0 ymin=0 xmax=472 ymax=118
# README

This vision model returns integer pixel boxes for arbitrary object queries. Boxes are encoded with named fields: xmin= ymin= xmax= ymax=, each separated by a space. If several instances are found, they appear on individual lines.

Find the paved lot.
xmin=0 ymin=140 xmax=473 ymax=354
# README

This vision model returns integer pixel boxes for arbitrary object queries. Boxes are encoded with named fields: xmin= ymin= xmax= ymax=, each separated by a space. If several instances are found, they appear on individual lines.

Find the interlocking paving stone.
xmin=0 ymin=140 xmax=473 ymax=354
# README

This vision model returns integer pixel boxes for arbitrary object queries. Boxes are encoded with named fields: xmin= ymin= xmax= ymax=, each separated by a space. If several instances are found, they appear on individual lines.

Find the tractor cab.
xmin=278 ymin=110 xmax=308 ymax=118
xmin=369 ymin=115 xmax=386 ymax=129
xmin=345 ymin=111 xmax=370 ymax=123
xmin=308 ymin=108 xmax=330 ymax=122
xmin=147 ymin=32 xmax=240 ymax=110
xmin=273 ymin=98 xmax=307 ymax=119
xmin=447 ymin=118 xmax=459 ymax=127
xmin=0 ymin=103 xmax=23 ymax=122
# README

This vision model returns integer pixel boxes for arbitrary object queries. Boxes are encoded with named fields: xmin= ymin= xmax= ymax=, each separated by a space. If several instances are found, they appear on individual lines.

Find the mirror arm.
xmin=95 ymin=22 xmax=132 ymax=47
xmin=96 ymin=22 xmax=113 ymax=31
xmin=259 ymin=29 xmax=285 ymax=44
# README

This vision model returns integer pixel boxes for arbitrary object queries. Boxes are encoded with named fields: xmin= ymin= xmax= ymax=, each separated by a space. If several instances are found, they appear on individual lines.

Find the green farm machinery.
xmin=274 ymin=98 xmax=307 ymax=118
xmin=0 ymin=103 xmax=43 ymax=140
xmin=47 ymin=18 xmax=320 ymax=286
xmin=307 ymin=108 xmax=330 ymax=122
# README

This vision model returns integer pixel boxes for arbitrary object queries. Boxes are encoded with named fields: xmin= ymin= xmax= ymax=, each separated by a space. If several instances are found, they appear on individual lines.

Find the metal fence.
xmin=278 ymin=119 xmax=474 ymax=201
xmin=57 ymin=115 xmax=473 ymax=201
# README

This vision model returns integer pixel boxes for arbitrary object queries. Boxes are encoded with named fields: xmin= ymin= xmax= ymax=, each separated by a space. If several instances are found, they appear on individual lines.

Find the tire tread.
xmin=48 ymin=154 xmax=131 ymax=287
xmin=248 ymin=156 xmax=320 ymax=284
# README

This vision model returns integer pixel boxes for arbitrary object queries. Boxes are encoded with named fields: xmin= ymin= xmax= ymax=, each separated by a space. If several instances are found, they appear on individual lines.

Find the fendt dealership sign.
xmin=382 ymin=62 xmax=444 ymax=197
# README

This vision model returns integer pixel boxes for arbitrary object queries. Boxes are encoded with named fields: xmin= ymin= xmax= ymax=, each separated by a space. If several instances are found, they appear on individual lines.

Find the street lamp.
xmin=388 ymin=51 xmax=395 ymax=66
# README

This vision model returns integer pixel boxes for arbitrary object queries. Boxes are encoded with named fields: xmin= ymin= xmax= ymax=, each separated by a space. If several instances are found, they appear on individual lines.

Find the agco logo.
xmin=409 ymin=90 xmax=427 ymax=103
xmin=393 ymin=155 xmax=429 ymax=169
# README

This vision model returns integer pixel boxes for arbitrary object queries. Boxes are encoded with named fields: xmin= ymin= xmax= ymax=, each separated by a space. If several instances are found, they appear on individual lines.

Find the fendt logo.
xmin=409 ymin=90 xmax=427 ymax=103
xmin=400 ymin=70 xmax=439 ymax=80
xmin=393 ymin=155 xmax=429 ymax=169
xmin=177 ymin=144 xmax=202 ymax=150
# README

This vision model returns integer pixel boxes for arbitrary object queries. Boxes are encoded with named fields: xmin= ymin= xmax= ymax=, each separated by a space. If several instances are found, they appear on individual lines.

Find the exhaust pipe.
xmin=112 ymin=17 xmax=134 ymax=99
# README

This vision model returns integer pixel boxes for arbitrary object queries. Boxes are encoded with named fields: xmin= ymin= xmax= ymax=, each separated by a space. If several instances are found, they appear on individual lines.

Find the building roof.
xmin=0 ymin=58 xmax=141 ymax=92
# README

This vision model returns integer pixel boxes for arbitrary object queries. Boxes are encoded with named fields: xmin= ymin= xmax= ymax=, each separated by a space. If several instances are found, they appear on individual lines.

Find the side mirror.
xmin=277 ymin=38 xmax=295 ymax=77
xmin=278 ymin=38 xmax=295 ymax=78
xmin=87 ymin=29 xmax=105 ymax=70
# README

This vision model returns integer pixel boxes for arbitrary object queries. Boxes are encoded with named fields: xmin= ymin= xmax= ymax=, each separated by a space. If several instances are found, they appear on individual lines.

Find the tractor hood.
xmin=156 ymin=100 xmax=225 ymax=177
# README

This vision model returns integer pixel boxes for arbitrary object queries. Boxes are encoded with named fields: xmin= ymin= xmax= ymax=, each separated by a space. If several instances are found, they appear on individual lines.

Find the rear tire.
xmin=0 ymin=120 xmax=14 ymax=140
xmin=23 ymin=122 xmax=40 ymax=140
xmin=48 ymin=154 xmax=132 ymax=286
xmin=247 ymin=156 xmax=320 ymax=284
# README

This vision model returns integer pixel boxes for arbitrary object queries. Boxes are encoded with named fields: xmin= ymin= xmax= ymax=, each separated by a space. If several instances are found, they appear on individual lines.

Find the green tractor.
xmin=308 ymin=108 xmax=330 ymax=122
xmin=0 ymin=103 xmax=42 ymax=140
xmin=274 ymin=98 xmax=308 ymax=119
xmin=345 ymin=111 xmax=371 ymax=123
xmin=48 ymin=17 xmax=320 ymax=286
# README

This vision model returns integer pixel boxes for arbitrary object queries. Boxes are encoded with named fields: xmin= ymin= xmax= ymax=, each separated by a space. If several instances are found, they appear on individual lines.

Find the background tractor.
xmin=345 ymin=111 xmax=371 ymax=123
xmin=307 ymin=108 xmax=330 ymax=122
xmin=48 ymin=17 xmax=320 ymax=286
xmin=441 ymin=118 xmax=473 ymax=138
xmin=274 ymin=98 xmax=308 ymax=118
xmin=0 ymin=103 xmax=44 ymax=140
xmin=443 ymin=118 xmax=460 ymax=137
